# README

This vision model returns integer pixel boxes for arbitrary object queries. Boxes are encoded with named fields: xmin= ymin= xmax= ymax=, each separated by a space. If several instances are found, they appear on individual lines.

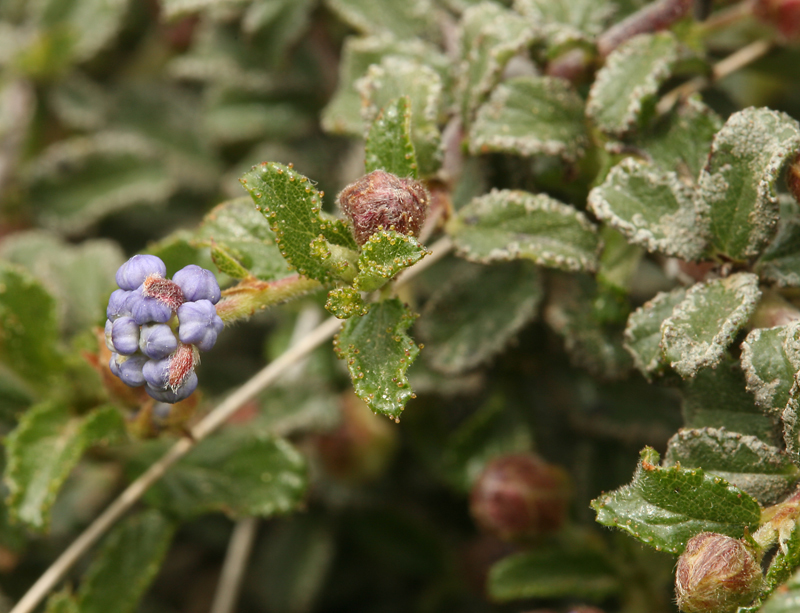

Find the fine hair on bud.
xmin=337 ymin=169 xmax=429 ymax=245
xmin=675 ymin=532 xmax=762 ymax=613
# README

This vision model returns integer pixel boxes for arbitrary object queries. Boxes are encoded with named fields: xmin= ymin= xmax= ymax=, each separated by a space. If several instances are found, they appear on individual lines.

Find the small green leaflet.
xmin=354 ymin=229 xmax=427 ymax=293
xmin=741 ymin=322 xmax=800 ymax=417
xmin=364 ymin=96 xmax=418 ymax=179
xmin=623 ymin=286 xmax=686 ymax=379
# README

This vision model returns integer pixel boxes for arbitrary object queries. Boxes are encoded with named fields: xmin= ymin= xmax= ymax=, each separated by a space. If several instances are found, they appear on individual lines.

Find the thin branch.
xmin=209 ymin=517 xmax=260 ymax=613
xmin=10 ymin=235 xmax=455 ymax=613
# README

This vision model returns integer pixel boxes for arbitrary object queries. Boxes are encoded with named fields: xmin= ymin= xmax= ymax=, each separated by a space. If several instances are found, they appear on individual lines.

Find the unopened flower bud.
xmin=115 ymin=255 xmax=166 ymax=291
xmin=139 ymin=323 xmax=178 ymax=360
xmin=675 ymin=532 xmax=762 ymax=613
xmin=337 ymin=169 xmax=429 ymax=245
xmin=177 ymin=300 xmax=224 ymax=351
xmin=146 ymin=371 xmax=198 ymax=403
xmin=111 ymin=316 xmax=140 ymax=355
xmin=788 ymin=152 xmax=800 ymax=205
xmin=754 ymin=0 xmax=800 ymax=40
xmin=173 ymin=265 xmax=221 ymax=304
xmin=469 ymin=453 xmax=571 ymax=542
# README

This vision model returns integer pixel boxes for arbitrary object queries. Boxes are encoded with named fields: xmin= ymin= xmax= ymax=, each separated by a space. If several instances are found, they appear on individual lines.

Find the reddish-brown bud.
xmin=788 ymin=152 xmax=800 ymax=205
xmin=469 ymin=453 xmax=571 ymax=542
xmin=337 ymin=169 xmax=429 ymax=245
xmin=754 ymin=0 xmax=800 ymax=40
xmin=675 ymin=532 xmax=762 ymax=613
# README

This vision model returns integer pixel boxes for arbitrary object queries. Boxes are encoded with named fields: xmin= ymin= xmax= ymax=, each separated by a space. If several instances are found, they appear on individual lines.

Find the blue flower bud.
xmin=104 ymin=320 xmax=115 ymax=352
xmin=177 ymin=300 xmax=224 ymax=352
xmin=139 ymin=323 xmax=179 ymax=360
xmin=142 ymin=357 xmax=170 ymax=390
xmin=145 ymin=372 xmax=198 ymax=403
xmin=173 ymin=265 xmax=221 ymax=304
xmin=128 ymin=289 xmax=172 ymax=325
xmin=109 ymin=353 xmax=121 ymax=377
xmin=116 ymin=255 xmax=167 ymax=291
xmin=111 ymin=316 xmax=140 ymax=355
xmin=107 ymin=289 xmax=133 ymax=320
xmin=115 ymin=354 xmax=148 ymax=387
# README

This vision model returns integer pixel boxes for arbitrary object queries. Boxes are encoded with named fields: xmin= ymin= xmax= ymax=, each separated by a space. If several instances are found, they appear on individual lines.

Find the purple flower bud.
xmin=142 ymin=357 xmax=170 ymax=390
xmin=177 ymin=300 xmax=224 ymax=352
xmin=173 ymin=265 xmax=221 ymax=304
xmin=109 ymin=353 xmax=121 ymax=377
xmin=104 ymin=320 xmax=115 ymax=352
xmin=139 ymin=323 xmax=178 ymax=360
xmin=111 ymin=317 xmax=140 ymax=355
xmin=128 ymin=288 xmax=172 ymax=325
xmin=116 ymin=255 xmax=167 ymax=291
xmin=145 ymin=372 xmax=198 ymax=403
xmin=107 ymin=289 xmax=133 ymax=320
xmin=115 ymin=354 xmax=148 ymax=387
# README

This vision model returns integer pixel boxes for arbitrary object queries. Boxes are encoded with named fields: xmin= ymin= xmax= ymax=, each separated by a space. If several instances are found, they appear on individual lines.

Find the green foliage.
xmin=364 ymin=96 xmax=418 ymax=179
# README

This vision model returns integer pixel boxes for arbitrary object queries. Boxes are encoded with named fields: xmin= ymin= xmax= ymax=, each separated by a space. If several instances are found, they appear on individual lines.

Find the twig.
xmin=10 ymin=235 xmax=455 ymax=613
xmin=655 ymin=38 xmax=773 ymax=115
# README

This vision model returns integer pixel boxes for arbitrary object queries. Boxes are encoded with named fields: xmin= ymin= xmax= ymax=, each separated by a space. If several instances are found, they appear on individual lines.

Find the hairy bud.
xmin=337 ymin=169 xmax=429 ymax=245
xmin=675 ymin=532 xmax=762 ymax=613
xmin=469 ymin=453 xmax=571 ymax=542
xmin=788 ymin=152 xmax=800 ymax=205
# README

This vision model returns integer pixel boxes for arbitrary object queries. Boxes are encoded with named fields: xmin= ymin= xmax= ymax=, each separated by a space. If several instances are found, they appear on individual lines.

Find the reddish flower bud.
xmin=754 ymin=0 xmax=800 ymax=40
xmin=469 ymin=453 xmax=571 ymax=542
xmin=337 ymin=169 xmax=429 ymax=245
xmin=675 ymin=532 xmax=762 ymax=613
xmin=788 ymin=152 xmax=800 ymax=205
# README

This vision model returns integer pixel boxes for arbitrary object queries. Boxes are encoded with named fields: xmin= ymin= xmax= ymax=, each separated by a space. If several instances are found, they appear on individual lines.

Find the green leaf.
xmin=240 ymin=162 xmax=358 ymax=283
xmin=741 ymin=322 xmax=800 ymax=417
xmin=417 ymin=260 xmax=544 ymax=374
xmin=324 ymin=0 xmax=437 ymax=39
xmin=762 ymin=524 xmax=800 ymax=606
xmin=781 ymin=383 xmax=800 ymax=468
xmin=457 ymin=2 xmax=536 ymax=120
xmin=758 ymin=196 xmax=800 ymax=287
xmin=0 ymin=261 xmax=63 ymax=391
xmin=760 ymin=567 xmax=800 ymax=613
xmin=5 ymin=402 xmax=124 ymax=530
xmin=469 ymin=75 xmax=588 ymax=162
xmin=44 ymin=590 xmax=78 ymax=613
xmin=77 ymin=510 xmax=176 ymax=613
xmin=358 ymin=56 xmax=443 ymax=177
xmin=623 ymin=286 xmax=686 ymax=378
xmin=194 ymin=197 xmax=291 ymax=281
xmin=514 ymin=0 xmax=616 ymax=40
xmin=633 ymin=96 xmax=722 ymax=180
xmin=354 ymin=230 xmax=427 ymax=293
xmin=334 ymin=298 xmax=419 ymax=420
xmin=597 ymin=226 xmax=644 ymax=293
xmin=664 ymin=427 xmax=800 ymax=505
xmin=699 ymin=107 xmax=800 ymax=261
xmin=143 ymin=431 xmax=307 ymax=519
xmin=364 ymin=96 xmax=418 ymax=179
xmin=487 ymin=547 xmax=621 ymax=602
xmin=681 ymin=358 xmax=781 ymax=446
xmin=325 ymin=286 xmax=370 ymax=319
xmin=661 ymin=273 xmax=761 ymax=378
xmin=591 ymin=447 xmax=762 ymax=554
xmin=588 ymin=158 xmax=706 ymax=260
xmin=586 ymin=32 xmax=681 ymax=137
xmin=449 ymin=189 xmax=600 ymax=272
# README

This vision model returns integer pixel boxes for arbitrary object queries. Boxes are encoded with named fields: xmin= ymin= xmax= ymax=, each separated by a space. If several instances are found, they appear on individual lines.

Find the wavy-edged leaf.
xmin=240 ymin=162 xmax=358 ymax=282
xmin=591 ymin=447 xmax=762 ymax=554
xmin=77 ymin=510 xmax=176 ymax=613
xmin=586 ymin=32 xmax=681 ymax=137
xmin=358 ymin=56 xmax=443 ymax=177
xmin=588 ymin=158 xmax=705 ymax=260
xmin=741 ymin=322 xmax=800 ymax=417
xmin=699 ymin=107 xmax=800 ymax=261
xmin=364 ymin=96 xmax=417 ymax=178
xmin=469 ymin=76 xmax=588 ymax=161
xmin=418 ymin=260 xmax=543 ymax=375
xmin=758 ymin=196 xmax=800 ymax=287
xmin=665 ymin=427 xmax=800 ymax=505
xmin=324 ymin=0 xmax=437 ymax=40
xmin=5 ymin=403 xmax=124 ymax=530
xmin=334 ymin=298 xmax=419 ymax=420
xmin=514 ymin=0 xmax=616 ymax=41
xmin=450 ymin=189 xmax=600 ymax=271
xmin=623 ymin=286 xmax=686 ymax=378
xmin=354 ymin=230 xmax=427 ymax=293
xmin=661 ymin=273 xmax=761 ymax=378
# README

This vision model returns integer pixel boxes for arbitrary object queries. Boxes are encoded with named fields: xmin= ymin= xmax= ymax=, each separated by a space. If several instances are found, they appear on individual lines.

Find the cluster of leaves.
xmin=6 ymin=0 xmax=800 ymax=612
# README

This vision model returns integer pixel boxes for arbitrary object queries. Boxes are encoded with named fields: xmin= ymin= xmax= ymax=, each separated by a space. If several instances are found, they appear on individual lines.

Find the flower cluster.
xmin=105 ymin=255 xmax=224 ymax=403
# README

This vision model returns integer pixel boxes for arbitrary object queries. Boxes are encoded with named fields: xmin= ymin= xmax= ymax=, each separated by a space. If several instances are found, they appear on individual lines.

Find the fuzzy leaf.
xmin=144 ymin=431 xmax=307 ymax=519
xmin=591 ymin=447 xmax=762 ymax=554
xmin=760 ymin=567 xmax=800 ymax=613
xmin=761 ymin=524 xmax=800 ymax=606
xmin=487 ymin=548 xmax=620 ymax=602
xmin=661 ymin=273 xmax=761 ymax=378
xmin=334 ymin=298 xmax=419 ymax=420
xmin=588 ymin=158 xmax=705 ymax=260
xmin=324 ymin=0 xmax=436 ymax=39
xmin=758 ymin=197 xmax=800 ymax=287
xmin=586 ymin=32 xmax=681 ymax=137
xmin=241 ymin=162 xmax=358 ymax=282
xmin=5 ymin=403 xmax=124 ymax=530
xmin=664 ymin=427 xmax=800 ymax=505
xmin=77 ymin=510 xmax=176 ymax=613
xmin=325 ymin=286 xmax=370 ymax=319
xmin=469 ymin=76 xmax=588 ymax=162
xmin=354 ymin=230 xmax=427 ymax=292
xmin=514 ymin=0 xmax=615 ymax=39
xmin=418 ymin=260 xmax=543 ymax=374
xmin=194 ymin=197 xmax=290 ymax=281
xmin=741 ymin=322 xmax=800 ymax=417
xmin=364 ymin=96 xmax=418 ymax=179
xmin=358 ymin=56 xmax=443 ymax=177
xmin=457 ymin=3 xmax=536 ymax=120
xmin=450 ymin=189 xmax=600 ymax=272
xmin=699 ymin=107 xmax=800 ymax=261
xmin=623 ymin=286 xmax=686 ymax=378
